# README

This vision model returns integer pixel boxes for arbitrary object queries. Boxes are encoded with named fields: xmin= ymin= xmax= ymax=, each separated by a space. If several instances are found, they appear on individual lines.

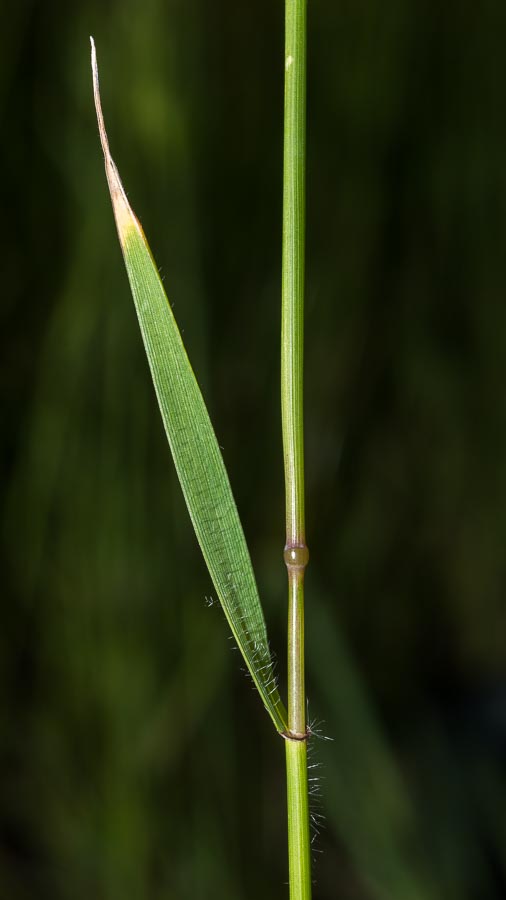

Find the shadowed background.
xmin=2 ymin=1 xmax=506 ymax=898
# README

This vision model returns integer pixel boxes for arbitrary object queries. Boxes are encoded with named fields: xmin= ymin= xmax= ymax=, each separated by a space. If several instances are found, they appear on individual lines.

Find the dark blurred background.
xmin=2 ymin=1 xmax=506 ymax=898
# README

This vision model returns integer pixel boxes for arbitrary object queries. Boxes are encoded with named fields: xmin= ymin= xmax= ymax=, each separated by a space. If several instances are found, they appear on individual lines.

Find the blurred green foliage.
xmin=1 ymin=1 xmax=506 ymax=898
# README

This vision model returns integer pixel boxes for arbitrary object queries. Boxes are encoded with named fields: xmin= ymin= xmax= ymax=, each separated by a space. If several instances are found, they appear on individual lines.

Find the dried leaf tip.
xmin=90 ymin=37 xmax=110 ymax=161
xmin=90 ymin=36 xmax=139 ymax=242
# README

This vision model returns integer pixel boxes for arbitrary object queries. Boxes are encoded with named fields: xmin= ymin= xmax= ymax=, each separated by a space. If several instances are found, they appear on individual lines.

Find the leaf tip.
xmin=90 ymin=38 xmax=139 ymax=245
xmin=90 ymin=36 xmax=110 ymax=161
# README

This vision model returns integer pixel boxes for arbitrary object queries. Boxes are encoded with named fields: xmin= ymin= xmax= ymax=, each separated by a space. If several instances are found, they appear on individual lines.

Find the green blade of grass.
xmin=90 ymin=37 xmax=287 ymax=734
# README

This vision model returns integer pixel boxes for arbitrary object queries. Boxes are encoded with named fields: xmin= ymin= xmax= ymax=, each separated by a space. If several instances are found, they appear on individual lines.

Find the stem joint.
xmin=283 ymin=543 xmax=309 ymax=574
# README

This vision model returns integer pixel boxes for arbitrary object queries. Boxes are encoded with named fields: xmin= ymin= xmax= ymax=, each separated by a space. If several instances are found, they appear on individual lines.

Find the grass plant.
xmin=2 ymin=3 xmax=503 ymax=898
xmin=91 ymin=0 xmax=311 ymax=894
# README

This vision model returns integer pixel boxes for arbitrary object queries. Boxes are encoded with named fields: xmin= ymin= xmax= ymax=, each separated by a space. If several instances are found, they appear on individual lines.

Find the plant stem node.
xmin=284 ymin=544 xmax=309 ymax=570
xmin=281 ymin=727 xmax=311 ymax=742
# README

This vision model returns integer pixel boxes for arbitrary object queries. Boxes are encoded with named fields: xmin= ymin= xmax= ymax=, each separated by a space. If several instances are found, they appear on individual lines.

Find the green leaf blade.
xmin=91 ymin=38 xmax=287 ymax=733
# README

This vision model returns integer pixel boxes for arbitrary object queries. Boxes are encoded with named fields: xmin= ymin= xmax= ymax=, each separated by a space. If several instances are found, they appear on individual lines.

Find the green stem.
xmin=282 ymin=0 xmax=308 ymax=733
xmin=281 ymin=0 xmax=311 ymax=898
xmin=286 ymin=739 xmax=312 ymax=900
xmin=282 ymin=0 xmax=307 ymax=552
